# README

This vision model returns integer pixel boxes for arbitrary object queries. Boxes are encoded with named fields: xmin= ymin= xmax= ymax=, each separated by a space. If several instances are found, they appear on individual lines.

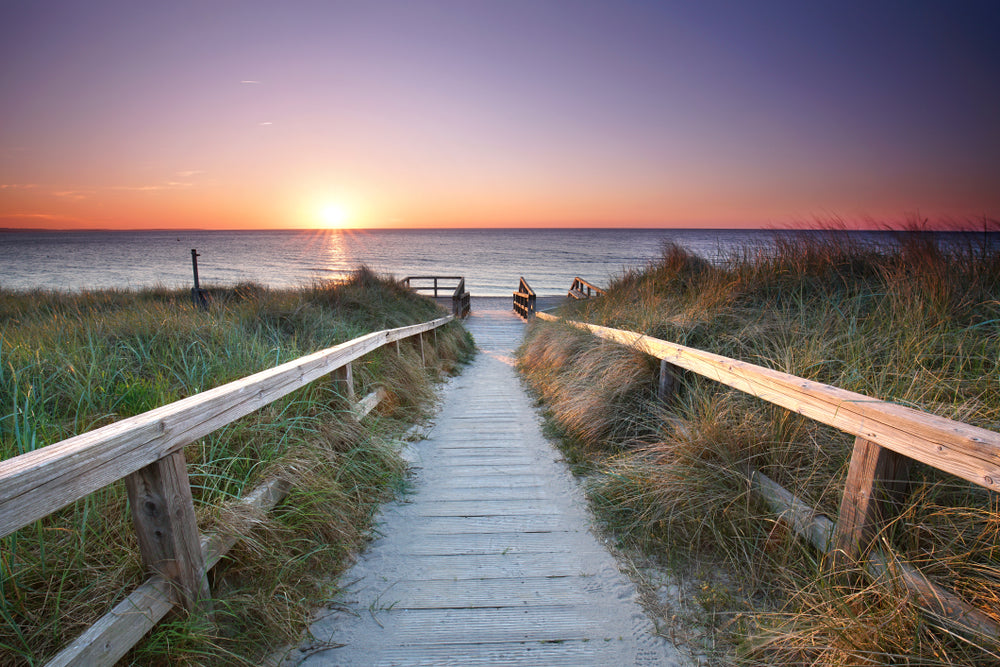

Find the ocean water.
xmin=0 ymin=228 xmax=990 ymax=296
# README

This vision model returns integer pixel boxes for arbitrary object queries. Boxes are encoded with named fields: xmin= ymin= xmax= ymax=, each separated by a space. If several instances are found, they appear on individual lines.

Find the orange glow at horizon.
xmin=1 ymin=3 xmax=998 ymax=233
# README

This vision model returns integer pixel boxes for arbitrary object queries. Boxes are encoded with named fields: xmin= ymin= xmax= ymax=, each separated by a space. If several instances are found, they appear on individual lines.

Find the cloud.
xmin=1 ymin=212 xmax=87 ymax=223
xmin=0 ymin=183 xmax=39 ymax=190
xmin=259 ymin=121 xmax=273 ymax=126
xmin=107 ymin=180 xmax=196 ymax=192
xmin=52 ymin=190 xmax=93 ymax=200
xmin=240 ymin=80 xmax=261 ymax=84
xmin=176 ymin=170 xmax=205 ymax=178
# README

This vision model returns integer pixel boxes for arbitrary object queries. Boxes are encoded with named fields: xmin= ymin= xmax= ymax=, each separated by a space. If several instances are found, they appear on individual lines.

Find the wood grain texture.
xmin=124 ymin=451 xmax=211 ymax=612
xmin=332 ymin=361 xmax=355 ymax=402
xmin=354 ymin=388 xmax=386 ymax=420
xmin=833 ymin=437 xmax=913 ymax=563
xmin=0 ymin=315 xmax=451 ymax=538
xmin=45 ymin=575 xmax=174 ymax=667
xmin=747 ymin=468 xmax=999 ymax=637
xmin=537 ymin=313 xmax=1000 ymax=492
xmin=49 ymin=475 xmax=294 ymax=667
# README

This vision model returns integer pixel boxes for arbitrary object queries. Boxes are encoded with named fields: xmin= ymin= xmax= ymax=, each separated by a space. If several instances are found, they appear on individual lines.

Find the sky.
xmin=1 ymin=0 xmax=998 ymax=231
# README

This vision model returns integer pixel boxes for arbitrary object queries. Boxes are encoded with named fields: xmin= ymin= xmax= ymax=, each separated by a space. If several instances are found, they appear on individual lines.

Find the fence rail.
xmin=513 ymin=277 xmax=536 ymax=319
xmin=451 ymin=277 xmax=471 ymax=318
xmin=402 ymin=275 xmax=470 ymax=318
xmin=401 ymin=275 xmax=463 ymax=298
xmin=568 ymin=277 xmax=605 ymax=299
xmin=0 ymin=315 xmax=455 ymax=665
xmin=533 ymin=311 xmax=1000 ymax=636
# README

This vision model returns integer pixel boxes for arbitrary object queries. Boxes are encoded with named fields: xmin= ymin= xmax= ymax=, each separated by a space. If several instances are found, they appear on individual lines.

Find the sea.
xmin=0 ymin=228 xmax=993 ymax=297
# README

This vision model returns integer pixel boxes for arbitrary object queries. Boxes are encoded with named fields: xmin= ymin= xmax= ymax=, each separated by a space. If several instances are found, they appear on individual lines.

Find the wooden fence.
xmin=401 ymin=276 xmax=470 ymax=318
xmin=513 ymin=277 xmax=536 ymax=320
xmin=451 ymin=277 xmax=471 ymax=318
xmin=567 ymin=277 xmax=605 ymax=299
xmin=534 ymin=312 xmax=1000 ymax=636
xmin=0 ymin=315 xmax=455 ymax=665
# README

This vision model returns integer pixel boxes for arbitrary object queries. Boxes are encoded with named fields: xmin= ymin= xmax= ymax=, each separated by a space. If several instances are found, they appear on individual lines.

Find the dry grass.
xmin=517 ymin=226 xmax=1000 ymax=664
xmin=0 ymin=268 xmax=474 ymax=665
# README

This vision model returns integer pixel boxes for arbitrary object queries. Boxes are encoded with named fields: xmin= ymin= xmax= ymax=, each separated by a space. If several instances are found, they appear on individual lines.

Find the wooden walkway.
xmin=296 ymin=299 xmax=685 ymax=666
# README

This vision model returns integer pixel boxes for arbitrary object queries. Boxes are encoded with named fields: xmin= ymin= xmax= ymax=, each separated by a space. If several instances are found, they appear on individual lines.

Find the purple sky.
xmin=2 ymin=1 xmax=998 ymax=229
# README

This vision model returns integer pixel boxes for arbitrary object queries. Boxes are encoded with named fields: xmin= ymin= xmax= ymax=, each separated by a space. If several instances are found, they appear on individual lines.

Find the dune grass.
xmin=517 ymin=229 xmax=1000 ymax=664
xmin=0 ymin=268 xmax=474 ymax=665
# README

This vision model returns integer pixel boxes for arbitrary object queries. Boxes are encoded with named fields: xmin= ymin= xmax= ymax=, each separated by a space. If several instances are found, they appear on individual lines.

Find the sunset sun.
xmin=318 ymin=202 xmax=351 ymax=229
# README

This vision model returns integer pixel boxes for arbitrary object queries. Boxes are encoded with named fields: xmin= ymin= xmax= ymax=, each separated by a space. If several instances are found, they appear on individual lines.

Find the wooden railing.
xmin=0 ymin=315 xmax=455 ymax=665
xmin=534 ymin=312 xmax=1000 ymax=636
xmin=568 ymin=277 xmax=605 ymax=299
xmin=402 ymin=275 xmax=463 ymax=298
xmin=402 ymin=275 xmax=470 ymax=318
xmin=452 ymin=277 xmax=471 ymax=318
xmin=513 ymin=277 xmax=536 ymax=320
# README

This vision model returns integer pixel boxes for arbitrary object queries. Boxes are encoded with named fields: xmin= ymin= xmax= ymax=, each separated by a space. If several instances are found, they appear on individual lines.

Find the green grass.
xmin=517 ymin=228 xmax=1000 ymax=664
xmin=0 ymin=267 xmax=474 ymax=665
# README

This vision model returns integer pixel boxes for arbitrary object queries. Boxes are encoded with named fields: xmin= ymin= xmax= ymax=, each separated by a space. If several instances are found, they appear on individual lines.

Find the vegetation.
xmin=517 ymin=230 xmax=1000 ymax=665
xmin=0 ymin=268 xmax=474 ymax=665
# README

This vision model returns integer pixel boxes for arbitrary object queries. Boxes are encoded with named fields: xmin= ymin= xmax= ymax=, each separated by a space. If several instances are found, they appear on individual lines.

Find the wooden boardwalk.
xmin=296 ymin=299 xmax=685 ymax=666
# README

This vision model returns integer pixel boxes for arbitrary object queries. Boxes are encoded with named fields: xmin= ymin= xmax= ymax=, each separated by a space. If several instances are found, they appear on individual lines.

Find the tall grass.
xmin=517 ymin=229 xmax=1000 ymax=664
xmin=0 ymin=268 xmax=474 ymax=665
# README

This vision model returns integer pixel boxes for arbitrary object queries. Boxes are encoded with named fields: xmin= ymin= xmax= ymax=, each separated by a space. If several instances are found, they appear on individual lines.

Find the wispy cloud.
xmin=0 ymin=183 xmax=39 ymax=190
xmin=52 ymin=190 xmax=93 ymax=200
xmin=1 ymin=212 xmax=87 ymax=223
xmin=176 ymin=170 xmax=205 ymax=178
xmin=107 ymin=180 xmax=196 ymax=192
xmin=240 ymin=80 xmax=261 ymax=84
xmin=259 ymin=121 xmax=273 ymax=126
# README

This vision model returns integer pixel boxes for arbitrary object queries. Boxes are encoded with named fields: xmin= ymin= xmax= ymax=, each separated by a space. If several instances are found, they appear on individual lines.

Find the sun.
xmin=318 ymin=202 xmax=351 ymax=229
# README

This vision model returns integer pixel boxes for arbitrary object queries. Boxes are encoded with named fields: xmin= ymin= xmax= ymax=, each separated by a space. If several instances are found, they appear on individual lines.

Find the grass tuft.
xmin=517 ymin=225 xmax=1000 ymax=664
xmin=0 ymin=270 xmax=473 ymax=664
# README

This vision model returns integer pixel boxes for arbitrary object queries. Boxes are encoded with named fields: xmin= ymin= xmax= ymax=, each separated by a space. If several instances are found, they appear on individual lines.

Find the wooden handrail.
xmin=537 ymin=313 xmax=1000 ymax=491
xmin=47 ymin=388 xmax=390 ymax=666
xmin=451 ymin=277 xmax=471 ymax=318
xmin=532 ymin=311 xmax=1000 ymax=636
xmin=513 ymin=277 xmax=536 ymax=320
xmin=568 ymin=277 xmax=605 ymax=299
xmin=401 ymin=276 xmax=464 ymax=298
xmin=1 ymin=314 xmax=455 ymax=663
xmin=0 ymin=315 xmax=453 ymax=539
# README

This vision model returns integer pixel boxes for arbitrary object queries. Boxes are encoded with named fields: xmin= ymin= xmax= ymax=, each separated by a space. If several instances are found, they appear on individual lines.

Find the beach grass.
xmin=0 ymin=268 xmax=474 ymax=664
xmin=517 ymin=228 xmax=1000 ymax=664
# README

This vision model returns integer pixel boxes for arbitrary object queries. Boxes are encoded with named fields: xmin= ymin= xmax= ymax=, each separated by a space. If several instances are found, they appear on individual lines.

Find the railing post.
xmin=433 ymin=278 xmax=438 ymax=297
xmin=332 ymin=362 xmax=355 ymax=403
xmin=657 ymin=359 xmax=680 ymax=400
xmin=832 ymin=436 xmax=913 ymax=567
xmin=419 ymin=332 xmax=426 ymax=366
xmin=125 ymin=451 xmax=212 ymax=615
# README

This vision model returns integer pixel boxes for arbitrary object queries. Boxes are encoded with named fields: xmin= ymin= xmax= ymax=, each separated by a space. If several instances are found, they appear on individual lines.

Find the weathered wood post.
xmin=433 ymin=277 xmax=439 ymax=297
xmin=832 ymin=436 xmax=913 ymax=567
xmin=190 ymin=249 xmax=208 ymax=310
xmin=125 ymin=451 xmax=212 ymax=615
xmin=657 ymin=359 xmax=680 ymax=401
xmin=418 ymin=332 xmax=426 ymax=366
xmin=332 ymin=362 xmax=355 ymax=403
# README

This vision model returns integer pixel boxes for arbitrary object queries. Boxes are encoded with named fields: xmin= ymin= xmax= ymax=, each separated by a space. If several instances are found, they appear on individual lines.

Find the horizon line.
xmin=3 ymin=222 xmax=997 ymax=234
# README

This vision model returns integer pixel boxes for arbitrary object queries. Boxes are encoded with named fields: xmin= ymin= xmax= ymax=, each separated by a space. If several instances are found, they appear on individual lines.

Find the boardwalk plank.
xmin=297 ymin=299 xmax=685 ymax=666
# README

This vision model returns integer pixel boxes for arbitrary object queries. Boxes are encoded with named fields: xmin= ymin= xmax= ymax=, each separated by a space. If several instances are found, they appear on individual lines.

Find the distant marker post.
xmin=191 ymin=249 xmax=208 ymax=310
